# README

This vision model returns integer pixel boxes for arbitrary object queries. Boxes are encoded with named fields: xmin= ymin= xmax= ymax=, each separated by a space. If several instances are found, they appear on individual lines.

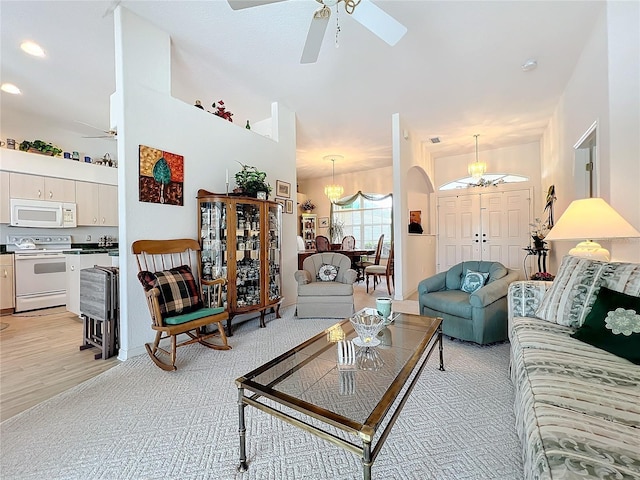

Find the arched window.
xmin=331 ymin=191 xmax=392 ymax=254
xmin=439 ymin=174 xmax=529 ymax=191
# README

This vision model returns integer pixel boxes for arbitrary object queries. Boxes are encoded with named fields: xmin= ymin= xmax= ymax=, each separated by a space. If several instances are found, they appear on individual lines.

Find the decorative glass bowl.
xmin=350 ymin=311 xmax=386 ymax=347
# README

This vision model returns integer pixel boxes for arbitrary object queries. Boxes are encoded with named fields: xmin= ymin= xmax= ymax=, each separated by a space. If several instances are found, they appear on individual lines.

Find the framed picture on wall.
xmin=275 ymin=198 xmax=285 ymax=208
xmin=319 ymin=217 xmax=329 ymax=228
xmin=276 ymin=180 xmax=291 ymax=198
xmin=285 ymin=199 xmax=294 ymax=214
xmin=409 ymin=210 xmax=424 ymax=234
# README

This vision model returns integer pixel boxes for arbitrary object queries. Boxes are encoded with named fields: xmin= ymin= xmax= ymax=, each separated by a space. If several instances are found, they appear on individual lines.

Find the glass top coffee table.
xmin=235 ymin=310 xmax=444 ymax=480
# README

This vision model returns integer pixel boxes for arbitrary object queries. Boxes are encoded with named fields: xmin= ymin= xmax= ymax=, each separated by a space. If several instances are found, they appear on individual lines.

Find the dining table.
xmin=297 ymin=249 xmax=375 ymax=281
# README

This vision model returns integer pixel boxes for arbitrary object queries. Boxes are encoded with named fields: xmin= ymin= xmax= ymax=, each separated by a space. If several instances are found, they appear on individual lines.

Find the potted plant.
xmin=529 ymin=217 xmax=549 ymax=250
xmin=234 ymin=162 xmax=272 ymax=198
xmin=301 ymin=199 xmax=315 ymax=212
xmin=19 ymin=139 xmax=62 ymax=156
xmin=328 ymin=218 xmax=344 ymax=243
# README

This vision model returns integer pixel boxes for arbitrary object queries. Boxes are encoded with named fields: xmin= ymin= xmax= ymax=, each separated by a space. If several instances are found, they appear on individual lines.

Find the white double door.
xmin=437 ymin=188 xmax=532 ymax=274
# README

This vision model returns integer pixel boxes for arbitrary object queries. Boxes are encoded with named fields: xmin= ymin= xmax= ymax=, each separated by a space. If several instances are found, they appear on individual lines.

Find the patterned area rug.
xmin=0 ymin=307 xmax=523 ymax=479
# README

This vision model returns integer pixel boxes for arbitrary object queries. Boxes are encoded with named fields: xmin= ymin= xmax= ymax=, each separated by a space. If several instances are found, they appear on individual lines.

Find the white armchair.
xmin=295 ymin=252 xmax=357 ymax=318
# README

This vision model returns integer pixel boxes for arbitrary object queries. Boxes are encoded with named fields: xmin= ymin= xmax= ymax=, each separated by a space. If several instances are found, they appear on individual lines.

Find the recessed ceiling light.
xmin=521 ymin=59 xmax=537 ymax=72
xmin=1 ymin=83 xmax=22 ymax=95
xmin=20 ymin=41 xmax=45 ymax=57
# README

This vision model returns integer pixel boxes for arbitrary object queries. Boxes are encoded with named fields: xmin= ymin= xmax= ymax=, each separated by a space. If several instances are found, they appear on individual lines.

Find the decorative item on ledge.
xmin=233 ymin=162 xmax=272 ymax=199
xmin=19 ymin=139 xmax=62 ymax=157
xmin=212 ymin=100 xmax=233 ymax=122
xmin=301 ymin=199 xmax=315 ymax=212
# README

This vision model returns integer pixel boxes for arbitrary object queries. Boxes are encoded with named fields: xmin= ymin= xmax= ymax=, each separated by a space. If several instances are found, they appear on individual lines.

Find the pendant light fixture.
xmin=324 ymin=155 xmax=344 ymax=203
xmin=468 ymin=134 xmax=487 ymax=180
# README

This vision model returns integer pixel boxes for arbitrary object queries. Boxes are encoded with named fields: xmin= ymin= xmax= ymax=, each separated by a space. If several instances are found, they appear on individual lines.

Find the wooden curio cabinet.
xmin=197 ymin=189 xmax=282 ymax=336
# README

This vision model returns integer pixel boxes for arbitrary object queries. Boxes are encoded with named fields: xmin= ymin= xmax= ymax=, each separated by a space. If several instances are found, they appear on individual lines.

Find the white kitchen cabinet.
xmin=99 ymin=184 xmax=118 ymax=226
xmin=66 ymin=253 xmax=110 ymax=316
xmin=44 ymin=177 xmax=76 ymax=202
xmin=0 ymin=171 xmax=9 ymax=224
xmin=0 ymin=254 xmax=15 ymax=311
xmin=10 ymin=172 xmax=75 ymax=202
xmin=76 ymin=181 xmax=118 ymax=226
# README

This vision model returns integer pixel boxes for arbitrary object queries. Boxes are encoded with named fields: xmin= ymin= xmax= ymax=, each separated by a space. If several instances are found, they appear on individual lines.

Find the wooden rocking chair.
xmin=132 ymin=239 xmax=231 ymax=371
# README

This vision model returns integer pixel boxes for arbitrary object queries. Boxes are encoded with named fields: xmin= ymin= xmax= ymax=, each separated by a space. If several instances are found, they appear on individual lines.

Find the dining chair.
xmin=341 ymin=235 xmax=356 ymax=251
xmin=365 ymin=241 xmax=394 ymax=295
xmin=356 ymin=234 xmax=384 ymax=283
xmin=315 ymin=235 xmax=330 ymax=252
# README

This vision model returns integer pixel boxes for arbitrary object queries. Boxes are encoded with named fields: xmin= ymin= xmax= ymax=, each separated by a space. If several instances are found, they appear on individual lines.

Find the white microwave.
xmin=10 ymin=198 xmax=77 ymax=228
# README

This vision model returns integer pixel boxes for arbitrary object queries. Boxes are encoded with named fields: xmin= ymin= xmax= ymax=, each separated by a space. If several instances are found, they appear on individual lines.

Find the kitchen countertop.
xmin=64 ymin=243 xmax=119 ymax=255
xmin=63 ymin=248 xmax=119 ymax=255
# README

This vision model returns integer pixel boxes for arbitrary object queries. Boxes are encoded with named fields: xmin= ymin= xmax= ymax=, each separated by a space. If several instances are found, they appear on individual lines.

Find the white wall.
xmin=114 ymin=7 xmax=297 ymax=360
xmin=606 ymin=1 xmax=640 ymax=262
xmin=435 ymin=142 xmax=542 ymax=203
xmin=0 ymin=109 xmax=118 ymax=167
xmin=541 ymin=3 xmax=640 ymax=268
xmin=392 ymin=114 xmax=437 ymax=300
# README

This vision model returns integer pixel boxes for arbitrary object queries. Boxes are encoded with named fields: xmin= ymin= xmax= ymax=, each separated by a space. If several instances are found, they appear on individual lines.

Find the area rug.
xmin=0 ymin=307 xmax=523 ymax=479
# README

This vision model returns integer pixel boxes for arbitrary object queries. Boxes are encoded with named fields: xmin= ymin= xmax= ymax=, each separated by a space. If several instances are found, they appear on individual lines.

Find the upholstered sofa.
xmin=294 ymin=252 xmax=357 ymax=318
xmin=418 ymin=261 xmax=520 ymax=344
xmin=507 ymin=255 xmax=640 ymax=480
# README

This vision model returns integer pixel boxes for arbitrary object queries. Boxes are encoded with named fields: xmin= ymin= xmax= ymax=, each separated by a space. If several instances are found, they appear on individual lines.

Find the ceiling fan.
xmin=228 ymin=0 xmax=407 ymax=64
xmin=75 ymin=121 xmax=117 ymax=140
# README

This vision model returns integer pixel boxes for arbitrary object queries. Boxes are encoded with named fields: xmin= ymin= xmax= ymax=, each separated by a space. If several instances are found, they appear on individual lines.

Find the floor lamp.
xmin=543 ymin=198 xmax=640 ymax=261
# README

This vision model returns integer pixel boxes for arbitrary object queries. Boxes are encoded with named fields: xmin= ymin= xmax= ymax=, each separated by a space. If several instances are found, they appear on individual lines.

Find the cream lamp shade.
xmin=544 ymin=197 xmax=640 ymax=261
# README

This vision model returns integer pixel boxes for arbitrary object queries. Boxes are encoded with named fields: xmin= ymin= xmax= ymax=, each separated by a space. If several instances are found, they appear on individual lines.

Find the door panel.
xmin=438 ymin=189 xmax=531 ymax=275
xmin=437 ymin=194 xmax=480 ymax=271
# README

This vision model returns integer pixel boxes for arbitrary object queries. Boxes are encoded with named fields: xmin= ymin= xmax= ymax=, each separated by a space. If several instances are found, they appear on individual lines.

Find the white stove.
xmin=7 ymin=235 xmax=75 ymax=312
xmin=7 ymin=235 xmax=73 ymax=254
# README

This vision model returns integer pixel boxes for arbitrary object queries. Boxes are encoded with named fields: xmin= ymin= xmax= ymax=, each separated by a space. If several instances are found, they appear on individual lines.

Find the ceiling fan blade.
xmin=102 ymin=0 xmax=121 ymax=18
xmin=300 ymin=6 xmax=331 ymax=64
xmin=227 ymin=0 xmax=287 ymax=10
xmin=75 ymin=120 xmax=117 ymax=136
xmin=350 ymin=0 xmax=407 ymax=46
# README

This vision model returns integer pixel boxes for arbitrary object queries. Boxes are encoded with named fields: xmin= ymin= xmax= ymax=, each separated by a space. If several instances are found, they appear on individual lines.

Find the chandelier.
xmin=468 ymin=134 xmax=487 ymax=180
xmin=324 ymin=155 xmax=344 ymax=203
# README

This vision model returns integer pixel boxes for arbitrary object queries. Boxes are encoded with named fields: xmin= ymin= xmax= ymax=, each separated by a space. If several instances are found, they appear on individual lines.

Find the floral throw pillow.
xmin=317 ymin=264 xmax=339 ymax=282
xmin=461 ymin=270 xmax=489 ymax=294
xmin=571 ymin=287 xmax=640 ymax=364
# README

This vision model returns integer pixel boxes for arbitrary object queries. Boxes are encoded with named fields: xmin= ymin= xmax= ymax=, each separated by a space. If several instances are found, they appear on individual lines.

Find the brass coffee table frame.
xmin=235 ymin=313 xmax=444 ymax=480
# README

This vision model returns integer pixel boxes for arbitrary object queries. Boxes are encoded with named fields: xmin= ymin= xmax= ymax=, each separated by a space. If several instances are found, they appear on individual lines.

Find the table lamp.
xmin=543 ymin=198 xmax=640 ymax=261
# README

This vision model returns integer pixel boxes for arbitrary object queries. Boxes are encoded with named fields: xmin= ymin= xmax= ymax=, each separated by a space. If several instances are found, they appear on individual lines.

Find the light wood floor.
xmin=0 ymin=307 xmax=119 ymax=422
xmin=0 ymin=281 xmax=416 ymax=423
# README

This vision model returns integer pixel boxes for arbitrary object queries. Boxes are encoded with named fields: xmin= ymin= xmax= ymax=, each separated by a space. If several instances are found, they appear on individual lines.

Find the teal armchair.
xmin=418 ymin=261 xmax=519 ymax=345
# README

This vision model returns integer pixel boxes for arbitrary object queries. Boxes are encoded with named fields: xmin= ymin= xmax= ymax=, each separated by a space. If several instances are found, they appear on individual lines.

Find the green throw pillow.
xmin=461 ymin=270 xmax=489 ymax=294
xmin=571 ymin=287 xmax=640 ymax=364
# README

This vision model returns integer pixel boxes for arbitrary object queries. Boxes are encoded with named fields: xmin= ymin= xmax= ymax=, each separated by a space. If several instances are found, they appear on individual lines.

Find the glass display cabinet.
xmin=197 ymin=189 xmax=282 ymax=336
xmin=301 ymin=213 xmax=317 ymax=250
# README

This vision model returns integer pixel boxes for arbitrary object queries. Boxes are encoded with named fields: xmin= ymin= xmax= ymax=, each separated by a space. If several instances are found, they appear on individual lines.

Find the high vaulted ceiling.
xmin=1 ymin=1 xmax=604 ymax=179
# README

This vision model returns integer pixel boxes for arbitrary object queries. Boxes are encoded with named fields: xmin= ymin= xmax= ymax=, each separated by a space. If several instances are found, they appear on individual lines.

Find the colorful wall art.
xmin=139 ymin=145 xmax=184 ymax=205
